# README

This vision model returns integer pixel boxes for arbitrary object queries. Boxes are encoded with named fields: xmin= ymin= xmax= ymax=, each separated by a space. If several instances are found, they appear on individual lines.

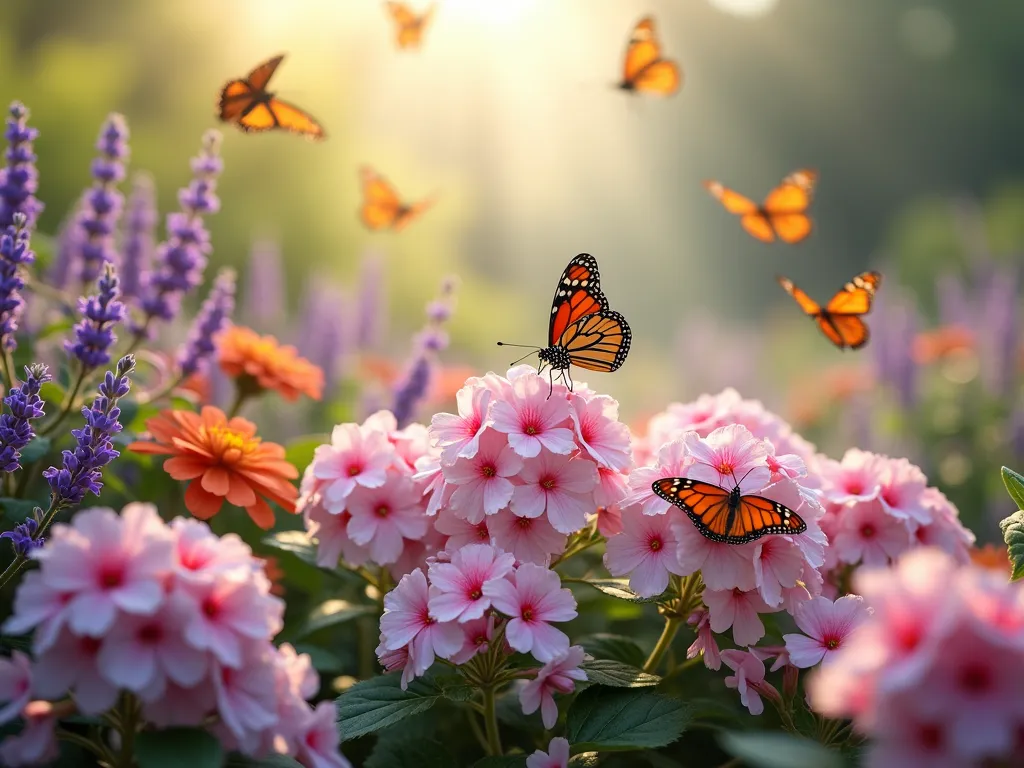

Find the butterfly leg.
xmin=546 ymin=367 xmax=555 ymax=399
xmin=563 ymin=369 xmax=574 ymax=393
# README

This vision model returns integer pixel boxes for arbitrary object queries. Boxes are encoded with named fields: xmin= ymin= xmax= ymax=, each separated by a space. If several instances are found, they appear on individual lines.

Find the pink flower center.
xmin=139 ymin=623 xmax=164 ymax=645
xmin=79 ymin=637 xmax=101 ymax=655
xmin=648 ymin=536 xmax=663 ymax=553
xmin=525 ymin=425 xmax=538 ymax=435
xmin=376 ymin=505 xmax=390 ymax=518
xmin=916 ymin=723 xmax=943 ymax=750
xmin=717 ymin=461 xmax=734 ymax=475
xmin=202 ymin=596 xmax=221 ymax=619
xmin=98 ymin=564 xmax=124 ymax=590
xmin=859 ymin=523 xmax=876 ymax=539
xmin=481 ymin=464 xmax=496 ymax=478
xmin=521 ymin=605 xmax=535 ymax=621
xmin=305 ymin=729 xmax=322 ymax=750
xmin=347 ymin=464 xmax=363 ymax=477
xmin=732 ymin=588 xmax=744 ymax=598
xmin=881 ymin=486 xmax=900 ymax=507
xmin=469 ymin=588 xmax=483 ymax=600
xmin=845 ymin=480 xmax=864 ymax=495
xmin=541 ymin=476 xmax=556 ymax=490
xmin=516 ymin=517 xmax=532 ymax=530
xmin=475 ymin=522 xmax=489 ymax=540
xmin=958 ymin=663 xmax=992 ymax=694
xmin=895 ymin=620 xmax=921 ymax=652
xmin=822 ymin=634 xmax=841 ymax=650
xmin=473 ymin=634 xmax=488 ymax=647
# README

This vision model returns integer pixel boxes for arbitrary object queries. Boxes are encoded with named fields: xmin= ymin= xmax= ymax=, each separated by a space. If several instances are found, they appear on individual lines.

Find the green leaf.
xmin=136 ymin=728 xmax=223 ymax=768
xmin=0 ymin=497 xmax=40 ymax=523
xmin=569 ymin=578 xmax=665 ymax=604
xmin=285 ymin=434 xmax=329 ymax=474
xmin=998 ymin=510 xmax=1024 ymax=581
xmin=39 ymin=381 xmax=64 ymax=408
xmin=577 ymin=634 xmax=646 ymax=668
xmin=34 ymin=317 xmax=73 ymax=342
xmin=1002 ymin=466 xmax=1024 ymax=511
xmin=566 ymin=686 xmax=690 ymax=751
xmin=294 ymin=643 xmax=345 ymax=672
xmin=117 ymin=399 xmax=140 ymax=431
xmin=366 ymin=737 xmax=454 ymax=768
xmin=580 ymin=659 xmax=660 ymax=688
xmin=717 ymin=731 xmax=843 ymax=768
xmin=263 ymin=530 xmax=320 ymax=568
xmin=19 ymin=436 xmax=51 ymax=464
xmin=293 ymin=599 xmax=376 ymax=639
xmin=336 ymin=672 xmax=472 ymax=741
xmin=473 ymin=758 xmax=528 ymax=768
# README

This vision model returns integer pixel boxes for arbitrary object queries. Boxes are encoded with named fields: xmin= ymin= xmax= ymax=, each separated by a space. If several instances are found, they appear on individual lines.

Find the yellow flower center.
xmin=203 ymin=425 xmax=260 ymax=463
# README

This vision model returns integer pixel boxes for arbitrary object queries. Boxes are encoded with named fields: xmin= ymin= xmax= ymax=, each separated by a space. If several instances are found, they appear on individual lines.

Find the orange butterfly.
xmin=498 ymin=254 xmax=631 ymax=393
xmin=218 ymin=55 xmax=325 ymax=139
xmin=653 ymin=476 xmax=807 ymax=545
xmin=358 ymin=167 xmax=436 ymax=232
xmin=778 ymin=271 xmax=882 ymax=350
xmin=618 ymin=17 xmax=682 ymax=96
xmin=704 ymin=169 xmax=818 ymax=243
xmin=385 ymin=2 xmax=435 ymax=49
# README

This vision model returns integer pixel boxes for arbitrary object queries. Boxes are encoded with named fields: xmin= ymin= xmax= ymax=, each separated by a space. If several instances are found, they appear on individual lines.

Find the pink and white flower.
xmin=511 ymin=452 xmax=598 ymax=534
xmin=604 ymin=506 xmax=685 ymax=597
xmin=0 ymin=705 xmax=57 ymax=767
xmin=831 ymin=498 xmax=912 ymax=567
xmin=490 ymin=374 xmax=575 ymax=458
xmin=526 ymin=736 xmax=570 ymax=768
xmin=436 ymin=507 xmax=492 ymax=552
xmin=0 ymin=652 xmax=31 ymax=725
xmin=569 ymin=393 xmax=631 ymax=471
xmin=345 ymin=474 xmax=429 ymax=565
xmin=684 ymin=425 xmax=770 ymax=491
xmin=783 ymin=595 xmax=869 ymax=668
xmin=427 ymin=544 xmax=515 ymax=622
xmin=293 ymin=700 xmax=353 ymax=768
xmin=445 ymin=429 xmax=522 ymax=522
xmin=431 ymin=384 xmax=492 ymax=463
xmin=721 ymin=649 xmax=778 ymax=716
xmin=488 ymin=509 xmax=567 ymax=566
xmin=520 ymin=646 xmax=588 ymax=728
xmin=312 ymin=423 xmax=394 ymax=510
xmin=703 ymin=588 xmax=776 ymax=647
xmin=686 ymin=609 xmax=721 ymax=670
xmin=379 ymin=569 xmax=462 ymax=683
xmin=484 ymin=563 xmax=577 ymax=662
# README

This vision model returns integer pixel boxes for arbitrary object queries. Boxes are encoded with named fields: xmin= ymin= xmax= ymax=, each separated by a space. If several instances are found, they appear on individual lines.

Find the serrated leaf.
xmin=336 ymin=672 xmax=472 ymax=741
xmin=293 ymin=599 xmax=376 ymax=639
xmin=285 ymin=434 xmax=329 ymax=475
xmin=566 ymin=686 xmax=690 ymax=751
xmin=569 ymin=578 xmax=665 ymax=604
xmin=19 ymin=436 xmax=51 ymax=464
xmin=366 ymin=737 xmax=454 ymax=768
xmin=717 ymin=731 xmax=843 ymax=768
xmin=136 ymin=728 xmax=222 ymax=768
xmin=998 ymin=510 xmax=1024 ymax=581
xmin=580 ymin=659 xmax=660 ymax=688
xmin=263 ymin=530 xmax=321 ymax=568
xmin=1002 ymin=466 xmax=1024 ymax=511
xmin=577 ymin=634 xmax=646 ymax=667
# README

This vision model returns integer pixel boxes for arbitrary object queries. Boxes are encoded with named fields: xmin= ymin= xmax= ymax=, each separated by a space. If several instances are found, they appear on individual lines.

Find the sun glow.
xmin=441 ymin=0 xmax=541 ymax=25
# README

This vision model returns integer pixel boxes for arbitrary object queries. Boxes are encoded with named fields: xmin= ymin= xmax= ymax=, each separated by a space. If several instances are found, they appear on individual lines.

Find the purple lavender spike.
xmin=935 ymin=273 xmax=973 ymax=330
xmin=978 ymin=264 xmax=1020 ymax=396
xmin=0 ymin=102 xmax=44 ymax=231
xmin=242 ymin=238 xmax=285 ymax=331
xmin=871 ymin=293 xmax=918 ymax=410
xmin=294 ymin=280 xmax=350 ymax=394
xmin=66 ymin=263 xmax=126 ymax=369
xmin=119 ymin=173 xmax=157 ymax=301
xmin=355 ymin=250 xmax=386 ymax=351
xmin=78 ymin=114 xmax=130 ymax=285
xmin=0 ymin=363 xmax=50 ymax=472
xmin=178 ymin=268 xmax=236 ymax=377
xmin=0 ymin=214 xmax=35 ymax=352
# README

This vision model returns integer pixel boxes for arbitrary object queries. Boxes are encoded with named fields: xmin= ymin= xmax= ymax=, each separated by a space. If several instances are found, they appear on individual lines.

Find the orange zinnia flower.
xmin=129 ymin=406 xmax=299 ymax=529
xmin=217 ymin=325 xmax=324 ymax=401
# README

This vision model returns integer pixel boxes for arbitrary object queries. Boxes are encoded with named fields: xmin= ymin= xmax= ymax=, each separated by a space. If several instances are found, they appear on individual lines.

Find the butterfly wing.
xmin=825 ymin=271 xmax=881 ymax=314
xmin=653 ymin=478 xmax=807 ymax=544
xmin=219 ymin=79 xmax=255 ymax=122
xmin=621 ymin=17 xmax=681 ymax=95
xmin=548 ymin=254 xmax=609 ymax=347
xmin=233 ymin=102 xmax=278 ymax=133
xmin=246 ymin=55 xmax=284 ymax=92
xmin=777 ymin=276 xmax=822 ymax=316
xmin=264 ymin=98 xmax=325 ymax=139
xmin=359 ymin=167 xmax=403 ymax=230
xmin=704 ymin=180 xmax=775 ymax=242
xmin=762 ymin=174 xmax=815 ymax=244
xmin=386 ymin=2 xmax=432 ymax=48
xmin=392 ymin=194 xmax=437 ymax=232
xmin=558 ymin=310 xmax=631 ymax=372
xmin=218 ymin=54 xmax=286 ymax=123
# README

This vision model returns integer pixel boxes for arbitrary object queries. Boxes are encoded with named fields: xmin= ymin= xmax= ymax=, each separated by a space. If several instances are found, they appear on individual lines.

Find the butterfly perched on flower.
xmin=618 ymin=17 xmax=682 ymax=96
xmin=358 ymin=166 xmax=436 ymax=231
xmin=384 ymin=2 xmax=435 ymax=49
xmin=778 ymin=271 xmax=882 ymax=350
xmin=704 ymin=169 xmax=817 ymax=243
xmin=498 ymin=254 xmax=631 ymax=394
xmin=218 ymin=55 xmax=325 ymax=139
xmin=652 ymin=476 xmax=807 ymax=545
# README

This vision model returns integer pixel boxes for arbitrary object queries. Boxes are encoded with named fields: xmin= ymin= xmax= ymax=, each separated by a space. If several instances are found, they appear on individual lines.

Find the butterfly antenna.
xmin=732 ymin=466 xmax=757 ymax=491
xmin=496 ymin=341 xmax=541 ymax=368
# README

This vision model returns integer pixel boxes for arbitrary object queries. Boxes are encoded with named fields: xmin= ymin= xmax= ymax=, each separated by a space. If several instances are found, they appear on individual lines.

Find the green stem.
xmin=226 ymin=387 xmax=247 ymax=418
xmin=1 ymin=350 xmax=16 ymax=393
xmin=54 ymin=728 xmax=114 ymax=762
xmin=643 ymin=616 xmax=681 ymax=674
xmin=0 ymin=496 xmax=63 ymax=590
xmin=552 ymin=534 xmax=604 ymax=569
xmin=116 ymin=695 xmax=138 ymax=768
xmin=467 ymin=708 xmax=489 ymax=753
xmin=136 ymin=374 xmax=185 ymax=406
xmin=38 ymin=364 xmax=87 ymax=438
xmin=481 ymin=685 xmax=502 ymax=756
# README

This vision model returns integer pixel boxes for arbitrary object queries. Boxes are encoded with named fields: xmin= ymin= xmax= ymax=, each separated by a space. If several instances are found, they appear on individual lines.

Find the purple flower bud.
xmin=66 ymin=263 xmax=126 ymax=368
xmin=119 ymin=173 xmax=157 ymax=301
xmin=242 ymin=238 xmax=285 ymax=331
xmin=178 ymin=268 xmax=236 ymax=377
xmin=77 ymin=114 xmax=129 ymax=285
xmin=0 ymin=101 xmax=43 ymax=231
xmin=43 ymin=354 xmax=135 ymax=507
xmin=0 ymin=514 xmax=44 ymax=557
xmin=0 ymin=215 xmax=34 ymax=351
xmin=136 ymin=131 xmax=222 ymax=332
xmin=0 ymin=363 xmax=50 ymax=472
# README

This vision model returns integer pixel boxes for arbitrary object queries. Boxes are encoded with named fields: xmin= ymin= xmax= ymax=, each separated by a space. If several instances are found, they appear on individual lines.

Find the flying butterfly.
xmin=358 ymin=166 xmax=436 ymax=232
xmin=652 ymin=476 xmax=807 ymax=545
xmin=704 ymin=169 xmax=817 ymax=244
xmin=778 ymin=271 xmax=882 ymax=350
xmin=218 ymin=55 xmax=325 ymax=139
xmin=618 ymin=16 xmax=682 ymax=96
xmin=384 ymin=2 xmax=435 ymax=49
xmin=497 ymin=254 xmax=631 ymax=394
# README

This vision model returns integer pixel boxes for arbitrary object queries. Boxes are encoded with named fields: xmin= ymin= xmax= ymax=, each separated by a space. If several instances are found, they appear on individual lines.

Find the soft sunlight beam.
xmin=442 ymin=0 xmax=541 ymax=25
xmin=707 ymin=0 xmax=780 ymax=19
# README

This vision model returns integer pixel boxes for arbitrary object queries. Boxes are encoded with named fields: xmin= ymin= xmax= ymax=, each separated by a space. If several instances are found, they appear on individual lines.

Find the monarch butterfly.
xmin=618 ymin=17 xmax=682 ymax=96
xmin=778 ymin=271 xmax=882 ymax=350
xmin=385 ymin=2 xmax=435 ymax=49
xmin=652 ymin=476 xmax=807 ymax=545
xmin=498 ymin=254 xmax=631 ymax=394
xmin=218 ymin=55 xmax=325 ymax=139
xmin=704 ymin=169 xmax=817 ymax=244
xmin=358 ymin=166 xmax=436 ymax=231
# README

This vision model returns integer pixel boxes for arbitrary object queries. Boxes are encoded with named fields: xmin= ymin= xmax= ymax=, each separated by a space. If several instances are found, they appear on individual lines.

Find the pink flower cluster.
xmin=300 ymin=411 xmax=443 ymax=579
xmin=816 ymin=448 xmax=974 ymax=575
xmin=810 ymin=548 xmax=1024 ymax=767
xmin=0 ymin=504 xmax=348 ymax=768
xmin=608 ymin=424 xmax=826 ymax=649
xmin=425 ymin=366 xmax=632 ymax=563
xmin=376 ymin=542 xmax=586 ymax=727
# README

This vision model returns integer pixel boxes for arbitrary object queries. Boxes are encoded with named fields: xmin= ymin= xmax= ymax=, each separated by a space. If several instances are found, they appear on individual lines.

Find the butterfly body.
xmin=359 ymin=166 xmax=435 ymax=231
xmin=704 ymin=169 xmax=817 ymax=244
xmin=652 ymin=477 xmax=807 ymax=545
xmin=778 ymin=271 xmax=882 ymax=350
xmin=218 ymin=55 xmax=325 ymax=139
xmin=619 ymin=17 xmax=681 ymax=96
xmin=385 ymin=2 xmax=435 ymax=49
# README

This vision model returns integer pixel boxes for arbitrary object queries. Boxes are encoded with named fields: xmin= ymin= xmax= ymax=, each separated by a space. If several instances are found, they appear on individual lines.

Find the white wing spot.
xmin=581 ymin=280 xmax=589 ymax=287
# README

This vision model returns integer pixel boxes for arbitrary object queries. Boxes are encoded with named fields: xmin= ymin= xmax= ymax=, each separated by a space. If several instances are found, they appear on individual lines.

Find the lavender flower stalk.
xmin=0 ymin=363 xmax=50 ymax=472
xmin=295 ymin=280 xmax=350 ymax=393
xmin=0 ymin=515 xmax=43 ymax=557
xmin=0 ymin=102 xmax=43 ymax=231
xmin=392 ymin=276 xmax=457 ymax=427
xmin=355 ymin=250 xmax=386 ymax=350
xmin=136 ymin=130 xmax=222 ymax=334
xmin=66 ymin=263 xmax=126 ymax=369
xmin=0 ymin=213 xmax=34 ymax=352
xmin=43 ymin=354 xmax=135 ymax=507
xmin=78 ymin=114 xmax=130 ymax=285
xmin=243 ymin=238 xmax=285 ymax=331
xmin=119 ymin=173 xmax=157 ymax=300
xmin=49 ymin=196 xmax=87 ymax=291
xmin=178 ymin=268 xmax=236 ymax=377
